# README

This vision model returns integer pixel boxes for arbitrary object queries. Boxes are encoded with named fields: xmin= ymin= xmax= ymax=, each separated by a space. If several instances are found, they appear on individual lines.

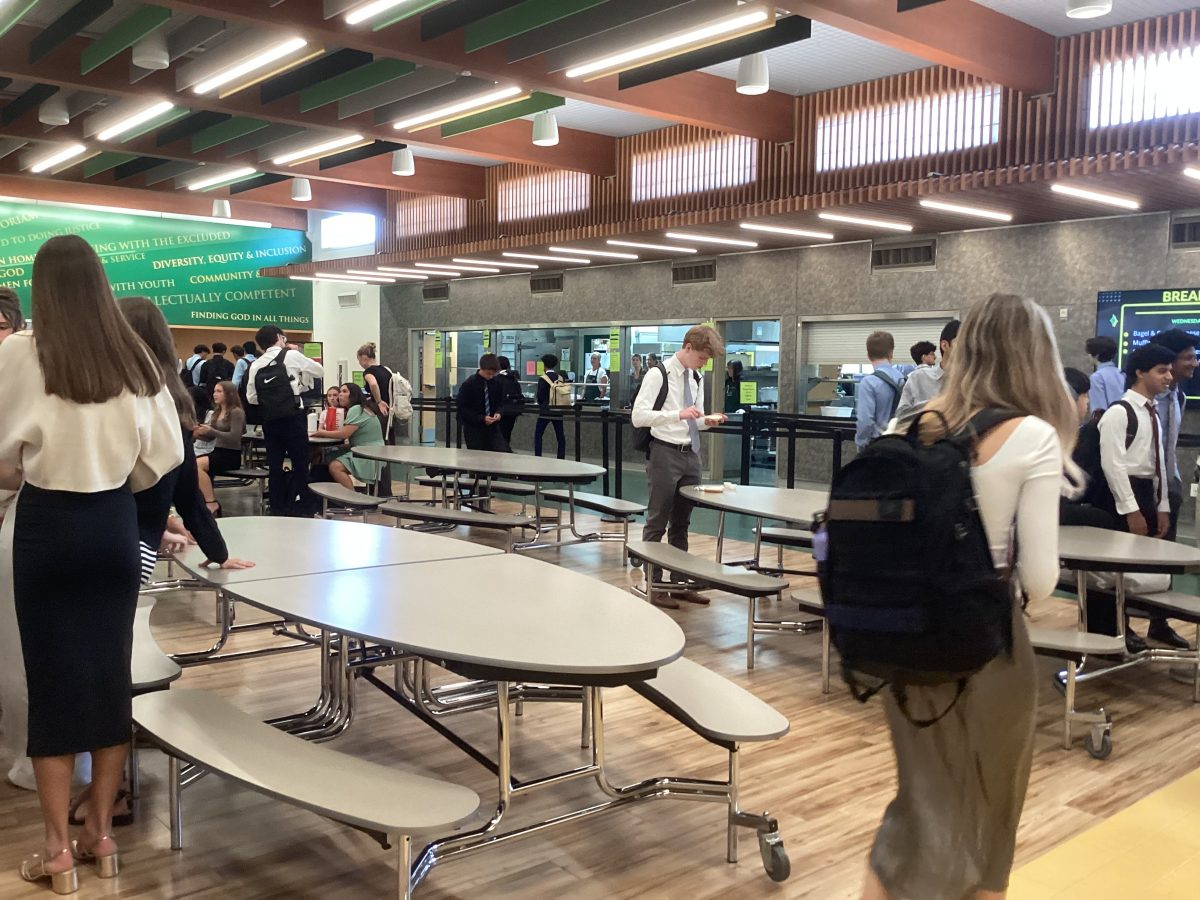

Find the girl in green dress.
xmin=310 ymin=382 xmax=384 ymax=489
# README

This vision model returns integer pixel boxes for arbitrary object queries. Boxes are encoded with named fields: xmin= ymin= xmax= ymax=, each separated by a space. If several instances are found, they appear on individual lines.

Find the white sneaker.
xmin=6 ymin=757 xmax=35 ymax=791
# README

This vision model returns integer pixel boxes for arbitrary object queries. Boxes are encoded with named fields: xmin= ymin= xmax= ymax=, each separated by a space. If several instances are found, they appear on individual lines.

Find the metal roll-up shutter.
xmin=802 ymin=318 xmax=953 ymax=366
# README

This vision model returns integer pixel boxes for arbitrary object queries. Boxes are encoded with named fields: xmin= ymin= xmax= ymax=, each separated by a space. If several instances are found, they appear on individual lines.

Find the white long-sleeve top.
xmin=0 ymin=333 xmax=183 ymax=493
xmin=245 ymin=345 xmax=325 ymax=405
xmin=971 ymin=416 xmax=1064 ymax=603
xmin=631 ymin=353 xmax=712 ymax=445
xmin=1099 ymin=389 xmax=1170 ymax=516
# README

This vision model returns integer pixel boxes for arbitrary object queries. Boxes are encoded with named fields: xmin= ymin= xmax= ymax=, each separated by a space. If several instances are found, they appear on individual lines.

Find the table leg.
xmin=715 ymin=511 xmax=726 ymax=564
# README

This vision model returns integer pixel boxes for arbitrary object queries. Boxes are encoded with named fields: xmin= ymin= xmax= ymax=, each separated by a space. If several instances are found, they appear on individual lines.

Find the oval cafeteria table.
xmin=220 ymin=551 xmax=689 ymax=892
xmin=678 ymin=484 xmax=830 ymax=565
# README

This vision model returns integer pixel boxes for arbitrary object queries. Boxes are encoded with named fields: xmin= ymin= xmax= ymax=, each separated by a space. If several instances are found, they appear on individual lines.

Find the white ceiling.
xmin=701 ymin=21 xmax=928 ymax=96
xmin=530 ymin=98 xmax=673 ymax=138
xmin=971 ymin=0 xmax=1200 ymax=37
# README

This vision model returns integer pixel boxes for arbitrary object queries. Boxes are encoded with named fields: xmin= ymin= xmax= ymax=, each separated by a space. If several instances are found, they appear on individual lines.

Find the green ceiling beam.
xmin=123 ymin=106 xmax=190 ymax=143
xmin=191 ymin=116 xmax=268 ymax=153
xmin=81 ymin=4 xmax=170 ymax=74
xmin=298 ymin=58 xmax=415 ymax=113
xmin=372 ymin=0 xmax=448 ymax=31
xmin=464 ymin=0 xmax=607 ymax=52
xmin=439 ymin=92 xmax=564 ymax=139
xmin=84 ymin=151 xmax=136 ymax=178
xmin=0 ymin=1 xmax=40 ymax=42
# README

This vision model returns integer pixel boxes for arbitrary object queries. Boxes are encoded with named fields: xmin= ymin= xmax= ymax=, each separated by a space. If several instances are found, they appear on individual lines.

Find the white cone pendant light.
xmin=532 ymin=111 xmax=559 ymax=146
xmin=1066 ymin=0 xmax=1112 ymax=18
xmin=211 ymin=199 xmax=232 ymax=218
xmin=291 ymin=177 xmax=312 ymax=202
xmin=736 ymin=53 xmax=769 ymax=95
xmin=38 ymin=94 xmax=70 ymax=126
xmin=392 ymin=148 xmax=415 ymax=176
xmin=132 ymin=30 xmax=170 ymax=69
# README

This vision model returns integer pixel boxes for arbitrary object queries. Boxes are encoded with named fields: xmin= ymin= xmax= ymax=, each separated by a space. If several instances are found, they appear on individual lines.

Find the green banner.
xmin=0 ymin=200 xmax=312 ymax=329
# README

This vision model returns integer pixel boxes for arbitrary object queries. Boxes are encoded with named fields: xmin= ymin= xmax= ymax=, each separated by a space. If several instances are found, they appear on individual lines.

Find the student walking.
xmin=895 ymin=319 xmax=960 ymax=419
xmin=854 ymin=331 xmax=906 ymax=449
xmin=631 ymin=325 xmax=727 ymax=607
xmin=247 ymin=324 xmax=325 ymax=517
xmin=535 ymin=353 xmax=568 ymax=458
xmin=1086 ymin=335 xmax=1124 ymax=412
xmin=860 ymin=294 xmax=1074 ymax=900
xmin=199 ymin=342 xmax=234 ymax=395
xmin=495 ymin=356 xmax=525 ymax=449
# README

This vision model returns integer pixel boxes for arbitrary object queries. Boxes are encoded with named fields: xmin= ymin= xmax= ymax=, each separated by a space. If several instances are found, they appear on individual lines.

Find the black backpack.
xmin=1072 ymin=401 xmax=1137 ymax=510
xmin=631 ymin=363 xmax=670 ymax=454
xmin=238 ymin=369 xmax=261 ymax=426
xmin=817 ymin=408 xmax=1021 ymax=725
xmin=253 ymin=349 xmax=302 ymax=422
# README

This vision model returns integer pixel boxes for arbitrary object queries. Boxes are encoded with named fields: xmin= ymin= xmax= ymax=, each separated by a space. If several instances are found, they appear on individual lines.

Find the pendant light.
xmin=211 ymin=199 xmax=232 ymax=218
xmin=1066 ymin=0 xmax=1112 ymax=18
xmin=532 ymin=111 xmax=559 ymax=146
xmin=132 ymin=30 xmax=170 ymax=70
xmin=38 ymin=93 xmax=70 ymax=126
xmin=391 ymin=147 xmax=415 ymax=176
xmin=736 ymin=53 xmax=769 ymax=95
xmin=291 ymin=177 xmax=312 ymax=202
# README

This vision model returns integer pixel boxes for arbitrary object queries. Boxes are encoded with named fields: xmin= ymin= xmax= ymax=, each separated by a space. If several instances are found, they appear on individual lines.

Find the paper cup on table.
xmin=307 ymin=412 xmax=318 ymax=432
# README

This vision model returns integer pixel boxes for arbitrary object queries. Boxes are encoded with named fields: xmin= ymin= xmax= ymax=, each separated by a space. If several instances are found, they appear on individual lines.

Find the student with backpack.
xmin=496 ymin=355 xmax=525 ymax=449
xmin=182 ymin=344 xmax=209 ymax=386
xmin=535 ymin=353 xmax=570 ymax=458
xmin=246 ymin=324 xmax=325 ymax=517
xmin=853 ymin=331 xmax=906 ymax=449
xmin=199 ymin=341 xmax=234 ymax=395
xmin=823 ymin=294 xmax=1076 ymax=900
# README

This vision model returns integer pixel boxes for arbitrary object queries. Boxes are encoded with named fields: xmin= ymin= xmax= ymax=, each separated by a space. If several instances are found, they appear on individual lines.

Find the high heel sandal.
xmin=72 ymin=836 xmax=120 ymax=878
xmin=20 ymin=848 xmax=78 ymax=895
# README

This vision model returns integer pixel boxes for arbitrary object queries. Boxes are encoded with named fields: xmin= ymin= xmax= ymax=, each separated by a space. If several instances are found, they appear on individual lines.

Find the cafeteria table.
xmin=678 ymin=484 xmax=829 ymax=565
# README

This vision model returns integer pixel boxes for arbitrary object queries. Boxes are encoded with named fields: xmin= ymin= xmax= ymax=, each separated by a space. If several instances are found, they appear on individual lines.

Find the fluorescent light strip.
xmin=664 ymin=231 xmax=757 ymax=248
xmin=549 ymin=246 xmax=637 ymax=260
xmin=0 ymin=195 xmax=272 ymax=228
xmin=452 ymin=257 xmax=538 ymax=270
xmin=162 ymin=212 xmax=271 ymax=229
xmin=393 ymin=86 xmax=523 ymax=131
xmin=565 ymin=9 xmax=770 ymax=79
xmin=29 ymin=143 xmax=87 ymax=173
xmin=97 ymin=100 xmax=174 ymax=142
xmin=342 ymin=270 xmax=399 ymax=282
xmin=347 ymin=268 xmax=427 ymax=281
xmin=377 ymin=266 xmax=445 ymax=276
xmin=187 ymin=166 xmax=257 ymax=191
xmin=312 ymin=272 xmax=379 ymax=284
xmin=817 ymin=212 xmax=913 ymax=232
xmin=273 ymin=134 xmax=364 ymax=166
xmin=607 ymin=239 xmax=697 ymax=254
xmin=193 ymin=37 xmax=308 ymax=95
xmin=503 ymin=252 xmax=590 ymax=264
xmin=1187 ymin=168 xmax=1200 ymax=181
xmin=739 ymin=222 xmax=834 ymax=240
xmin=415 ymin=261 xmax=499 ymax=274
xmin=345 ymin=0 xmax=420 ymax=25
xmin=918 ymin=199 xmax=1013 ymax=223
xmin=1049 ymin=183 xmax=1140 ymax=211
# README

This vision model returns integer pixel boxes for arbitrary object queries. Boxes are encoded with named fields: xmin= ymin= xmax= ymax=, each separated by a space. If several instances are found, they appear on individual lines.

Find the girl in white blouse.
xmin=0 ymin=235 xmax=182 ymax=893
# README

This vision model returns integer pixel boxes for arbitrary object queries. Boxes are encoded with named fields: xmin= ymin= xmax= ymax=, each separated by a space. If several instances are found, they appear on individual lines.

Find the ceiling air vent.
xmin=1170 ymin=214 xmax=1200 ymax=250
xmin=872 ymin=238 xmax=936 ymax=271
xmin=337 ymin=291 xmax=360 ymax=309
xmin=422 ymin=282 xmax=450 ymax=302
xmin=530 ymin=272 xmax=564 ymax=294
xmin=672 ymin=258 xmax=716 ymax=285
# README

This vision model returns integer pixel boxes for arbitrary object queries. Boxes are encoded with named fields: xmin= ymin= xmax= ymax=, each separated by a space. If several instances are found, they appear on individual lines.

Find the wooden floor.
xmin=3 ymin=487 xmax=1200 ymax=899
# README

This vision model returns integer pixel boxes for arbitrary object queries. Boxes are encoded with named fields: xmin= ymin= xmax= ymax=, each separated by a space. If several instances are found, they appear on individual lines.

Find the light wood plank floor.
xmin=3 ymin=488 xmax=1200 ymax=899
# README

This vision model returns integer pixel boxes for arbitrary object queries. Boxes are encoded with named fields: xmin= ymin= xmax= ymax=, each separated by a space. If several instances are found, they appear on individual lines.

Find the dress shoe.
xmin=1125 ymin=629 xmax=1148 ymax=654
xmin=1147 ymin=621 xmax=1193 ymax=650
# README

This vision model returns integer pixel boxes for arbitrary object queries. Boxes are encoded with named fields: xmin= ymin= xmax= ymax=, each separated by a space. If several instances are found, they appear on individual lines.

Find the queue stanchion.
xmin=573 ymin=402 xmax=583 ymax=462
xmin=739 ymin=412 xmax=753 ymax=486
xmin=785 ymin=420 xmax=797 ymax=489
xmin=443 ymin=396 xmax=452 ymax=448
xmin=600 ymin=409 xmax=610 ymax=497
xmin=614 ymin=415 xmax=625 ymax=499
xmin=831 ymin=429 xmax=844 ymax=480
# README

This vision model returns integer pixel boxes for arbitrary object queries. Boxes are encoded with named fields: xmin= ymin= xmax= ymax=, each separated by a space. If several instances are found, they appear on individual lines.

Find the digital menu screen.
xmin=1096 ymin=288 xmax=1200 ymax=399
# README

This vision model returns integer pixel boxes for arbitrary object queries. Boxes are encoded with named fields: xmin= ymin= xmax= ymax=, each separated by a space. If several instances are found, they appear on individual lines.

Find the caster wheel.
xmin=1085 ymin=727 xmax=1112 ymax=760
xmin=758 ymin=833 xmax=790 ymax=883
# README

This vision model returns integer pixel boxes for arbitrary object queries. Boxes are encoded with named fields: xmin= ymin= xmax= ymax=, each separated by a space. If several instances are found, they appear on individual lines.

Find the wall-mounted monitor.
xmin=1096 ymin=288 xmax=1200 ymax=399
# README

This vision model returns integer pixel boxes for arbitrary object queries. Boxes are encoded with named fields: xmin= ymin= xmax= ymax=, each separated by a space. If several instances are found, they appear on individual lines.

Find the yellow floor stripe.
xmin=1010 ymin=767 xmax=1200 ymax=899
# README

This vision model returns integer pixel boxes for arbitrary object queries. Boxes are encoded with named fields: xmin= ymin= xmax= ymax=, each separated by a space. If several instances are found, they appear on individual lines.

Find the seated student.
xmin=896 ymin=319 xmax=960 ymax=419
xmin=311 ymin=382 xmax=384 ymax=489
xmin=320 ymin=385 xmax=343 ymax=430
xmin=1087 ymin=335 xmax=1124 ymax=412
xmin=195 ymin=381 xmax=247 ymax=517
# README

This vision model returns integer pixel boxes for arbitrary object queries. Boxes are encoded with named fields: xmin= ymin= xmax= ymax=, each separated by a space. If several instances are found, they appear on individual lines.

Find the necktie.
xmin=1148 ymin=400 xmax=1163 ymax=504
xmin=484 ymin=381 xmax=491 ymax=417
xmin=682 ymin=369 xmax=700 ymax=455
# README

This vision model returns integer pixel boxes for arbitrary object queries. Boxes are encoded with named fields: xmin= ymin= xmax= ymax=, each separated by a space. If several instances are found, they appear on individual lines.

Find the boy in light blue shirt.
xmin=854 ymin=331 xmax=907 ymax=449
xmin=1087 ymin=335 xmax=1124 ymax=412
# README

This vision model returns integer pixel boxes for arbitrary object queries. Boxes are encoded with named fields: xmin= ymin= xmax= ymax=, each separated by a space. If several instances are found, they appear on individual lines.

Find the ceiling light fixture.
xmin=309 ymin=273 xmax=374 ymax=284
xmin=187 ymin=166 xmax=257 ymax=191
xmin=664 ymin=231 xmax=758 ymax=248
xmin=0 ymin=195 xmax=271 ymax=228
xmin=377 ymin=266 xmax=444 ymax=276
xmin=211 ymin=199 xmax=232 ymax=218
xmin=606 ymin=239 xmax=698 ymax=254
xmin=532 ymin=111 xmax=559 ymax=147
xmin=344 ymin=0 xmax=424 ymax=25
xmin=29 ymin=143 xmax=87 ymax=173
xmin=548 ymin=246 xmax=637 ymax=260
xmin=502 ymin=251 xmax=590 ymax=264
xmin=736 ymin=52 xmax=769 ymax=95
xmin=1049 ymin=183 xmax=1140 ymax=210
xmin=290 ymin=177 xmax=312 ymax=202
xmin=334 ymin=271 xmax=396 ymax=282
xmin=817 ymin=212 xmax=914 ymax=232
xmin=415 ymin=262 xmax=500 ymax=274
xmin=132 ymin=29 xmax=170 ymax=70
xmin=391 ymin=147 xmax=415 ymax=176
xmin=38 ymin=94 xmax=70 ymax=126
xmin=1066 ymin=0 xmax=1113 ymax=19
xmin=1183 ymin=167 xmax=1200 ymax=181
xmin=739 ymin=222 xmax=834 ymax=240
xmin=565 ymin=7 xmax=771 ymax=80
xmin=393 ymin=85 xmax=525 ymax=131
xmin=917 ymin=199 xmax=1013 ymax=223
xmin=193 ymin=37 xmax=308 ymax=95
xmin=347 ymin=268 xmax=427 ymax=280
xmin=272 ymin=134 xmax=365 ymax=166
xmin=96 ymin=100 xmax=174 ymax=142
xmin=452 ymin=257 xmax=538 ymax=270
